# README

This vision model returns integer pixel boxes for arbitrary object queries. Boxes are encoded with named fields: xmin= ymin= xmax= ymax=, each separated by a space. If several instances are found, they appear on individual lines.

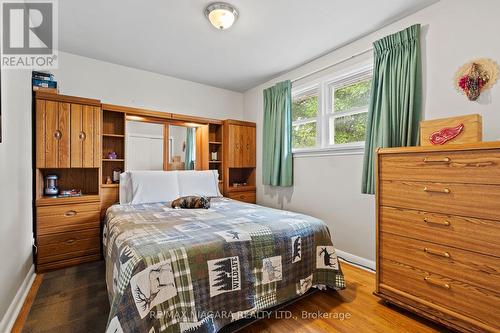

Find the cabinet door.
xmin=71 ymin=104 xmax=100 ymax=167
xmin=242 ymin=126 xmax=256 ymax=167
xmin=57 ymin=103 xmax=71 ymax=168
xmin=39 ymin=100 xmax=70 ymax=168
xmin=81 ymin=105 xmax=95 ymax=167
xmin=70 ymin=104 xmax=83 ymax=167
xmin=227 ymin=124 xmax=242 ymax=167
xmin=36 ymin=99 xmax=46 ymax=168
xmin=93 ymin=107 xmax=101 ymax=167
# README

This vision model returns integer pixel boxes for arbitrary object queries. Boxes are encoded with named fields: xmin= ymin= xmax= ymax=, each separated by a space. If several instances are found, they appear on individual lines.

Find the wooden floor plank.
xmin=18 ymin=261 xmax=450 ymax=333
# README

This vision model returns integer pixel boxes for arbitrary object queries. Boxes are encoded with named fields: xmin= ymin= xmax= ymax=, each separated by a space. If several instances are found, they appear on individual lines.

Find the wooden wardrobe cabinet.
xmin=226 ymin=123 xmax=256 ymax=168
xmin=36 ymin=95 xmax=101 ymax=169
xmin=34 ymin=92 xmax=102 ymax=273
xmin=376 ymin=142 xmax=500 ymax=332
xmin=223 ymin=120 xmax=257 ymax=203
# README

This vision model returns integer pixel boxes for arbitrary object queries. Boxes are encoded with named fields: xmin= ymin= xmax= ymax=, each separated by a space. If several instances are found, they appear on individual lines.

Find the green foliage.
xmin=332 ymin=113 xmax=368 ymax=144
xmin=292 ymin=94 xmax=318 ymax=121
xmin=334 ymin=79 xmax=372 ymax=113
xmin=292 ymin=122 xmax=316 ymax=148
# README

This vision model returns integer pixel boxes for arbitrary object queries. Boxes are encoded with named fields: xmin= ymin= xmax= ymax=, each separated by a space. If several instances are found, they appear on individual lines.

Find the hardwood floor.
xmin=17 ymin=261 xmax=450 ymax=333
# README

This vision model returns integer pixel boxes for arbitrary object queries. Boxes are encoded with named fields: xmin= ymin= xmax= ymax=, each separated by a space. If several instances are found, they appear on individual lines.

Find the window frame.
xmin=292 ymin=65 xmax=373 ymax=156
xmin=291 ymin=84 xmax=321 ymax=151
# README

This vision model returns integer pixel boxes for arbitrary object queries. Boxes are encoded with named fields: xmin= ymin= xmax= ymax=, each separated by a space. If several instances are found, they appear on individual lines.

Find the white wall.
xmin=243 ymin=0 xmax=500 ymax=266
xmin=0 ymin=52 xmax=243 ymax=331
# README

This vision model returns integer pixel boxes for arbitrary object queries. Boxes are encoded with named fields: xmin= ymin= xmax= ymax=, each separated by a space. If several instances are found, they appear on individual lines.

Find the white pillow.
xmin=177 ymin=170 xmax=222 ymax=197
xmin=129 ymin=171 xmax=180 ymax=204
xmin=119 ymin=171 xmax=132 ymax=204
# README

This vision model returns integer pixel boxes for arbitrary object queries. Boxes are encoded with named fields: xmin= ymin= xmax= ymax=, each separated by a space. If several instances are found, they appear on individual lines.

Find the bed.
xmin=103 ymin=171 xmax=345 ymax=333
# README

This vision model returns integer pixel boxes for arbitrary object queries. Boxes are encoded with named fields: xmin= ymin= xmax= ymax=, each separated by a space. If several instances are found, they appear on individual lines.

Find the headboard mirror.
xmin=167 ymin=124 xmax=197 ymax=170
xmin=125 ymin=120 xmax=165 ymax=171
xmin=123 ymin=116 xmax=206 ymax=172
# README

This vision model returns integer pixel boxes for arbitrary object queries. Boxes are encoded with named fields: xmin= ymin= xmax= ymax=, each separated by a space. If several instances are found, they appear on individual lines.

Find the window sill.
xmin=293 ymin=144 xmax=365 ymax=158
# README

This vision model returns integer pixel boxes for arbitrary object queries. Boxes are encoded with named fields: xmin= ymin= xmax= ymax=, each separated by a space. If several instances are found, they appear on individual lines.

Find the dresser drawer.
xmin=379 ymin=150 xmax=500 ymax=185
xmin=380 ymin=180 xmax=500 ymax=221
xmin=37 ymin=202 xmax=100 ymax=217
xmin=37 ymin=203 xmax=100 ymax=235
xmin=381 ymin=233 xmax=500 ymax=294
xmin=228 ymin=191 xmax=256 ymax=203
xmin=380 ymin=206 xmax=500 ymax=258
xmin=380 ymin=259 xmax=500 ymax=330
xmin=37 ymin=228 xmax=100 ymax=264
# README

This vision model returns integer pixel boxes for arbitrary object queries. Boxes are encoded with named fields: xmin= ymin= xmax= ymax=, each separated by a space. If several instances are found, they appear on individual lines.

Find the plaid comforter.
xmin=103 ymin=198 xmax=345 ymax=333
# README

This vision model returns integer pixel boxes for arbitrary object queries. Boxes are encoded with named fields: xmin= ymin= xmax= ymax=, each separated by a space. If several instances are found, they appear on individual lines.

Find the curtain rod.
xmin=291 ymin=47 xmax=373 ymax=83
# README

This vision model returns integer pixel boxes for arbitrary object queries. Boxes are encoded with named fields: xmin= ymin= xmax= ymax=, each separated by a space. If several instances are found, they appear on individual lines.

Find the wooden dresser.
xmin=375 ymin=142 xmax=500 ymax=332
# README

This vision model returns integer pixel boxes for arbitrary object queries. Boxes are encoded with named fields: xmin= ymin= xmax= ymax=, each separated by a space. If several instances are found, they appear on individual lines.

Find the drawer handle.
xmin=423 ymin=186 xmax=450 ymax=194
xmin=65 ymin=239 xmax=76 ymax=245
xmin=424 ymin=247 xmax=451 ymax=258
xmin=54 ymin=130 xmax=62 ymax=140
xmin=424 ymin=276 xmax=450 ymax=289
xmin=79 ymin=131 xmax=86 ymax=141
xmin=423 ymin=217 xmax=451 ymax=226
xmin=423 ymin=157 xmax=451 ymax=163
xmin=64 ymin=210 xmax=77 ymax=217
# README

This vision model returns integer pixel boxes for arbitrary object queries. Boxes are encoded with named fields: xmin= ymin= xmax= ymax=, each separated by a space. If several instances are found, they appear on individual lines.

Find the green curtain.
xmin=185 ymin=128 xmax=195 ymax=170
xmin=262 ymin=80 xmax=293 ymax=187
xmin=361 ymin=24 xmax=422 ymax=194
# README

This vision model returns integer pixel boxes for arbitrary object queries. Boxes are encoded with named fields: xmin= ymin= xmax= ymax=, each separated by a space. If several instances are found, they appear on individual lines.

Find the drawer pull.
xmin=64 ymin=210 xmax=77 ymax=217
xmin=424 ymin=247 xmax=451 ymax=258
xmin=423 ymin=157 xmax=451 ymax=163
xmin=65 ymin=239 xmax=76 ymax=245
xmin=424 ymin=276 xmax=450 ymax=289
xmin=423 ymin=186 xmax=450 ymax=194
xmin=423 ymin=217 xmax=451 ymax=226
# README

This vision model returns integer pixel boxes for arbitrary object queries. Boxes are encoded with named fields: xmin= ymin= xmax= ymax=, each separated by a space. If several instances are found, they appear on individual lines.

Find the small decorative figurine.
xmin=107 ymin=151 xmax=118 ymax=159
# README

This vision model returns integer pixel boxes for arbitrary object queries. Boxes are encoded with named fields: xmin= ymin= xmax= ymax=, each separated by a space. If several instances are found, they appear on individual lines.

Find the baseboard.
xmin=0 ymin=265 xmax=36 ymax=333
xmin=335 ymin=249 xmax=376 ymax=272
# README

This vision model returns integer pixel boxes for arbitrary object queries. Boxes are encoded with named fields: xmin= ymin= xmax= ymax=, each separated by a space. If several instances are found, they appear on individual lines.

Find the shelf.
xmin=209 ymin=160 xmax=222 ymax=163
xmin=102 ymin=159 xmax=125 ymax=162
xmin=103 ymin=133 xmax=125 ymax=138
xmin=101 ymin=183 xmax=119 ymax=188
xmin=36 ymin=194 xmax=100 ymax=207
xmin=227 ymin=185 xmax=256 ymax=193
xmin=209 ymin=141 xmax=222 ymax=145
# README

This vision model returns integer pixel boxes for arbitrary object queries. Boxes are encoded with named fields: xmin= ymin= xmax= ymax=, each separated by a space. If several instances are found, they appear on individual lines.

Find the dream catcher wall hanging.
xmin=455 ymin=58 xmax=499 ymax=101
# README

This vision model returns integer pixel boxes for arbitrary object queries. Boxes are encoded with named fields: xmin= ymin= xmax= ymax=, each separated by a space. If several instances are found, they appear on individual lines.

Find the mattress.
xmin=103 ymin=197 xmax=345 ymax=333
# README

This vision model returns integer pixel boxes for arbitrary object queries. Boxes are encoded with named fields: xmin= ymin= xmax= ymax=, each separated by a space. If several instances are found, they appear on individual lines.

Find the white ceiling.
xmin=59 ymin=0 xmax=437 ymax=92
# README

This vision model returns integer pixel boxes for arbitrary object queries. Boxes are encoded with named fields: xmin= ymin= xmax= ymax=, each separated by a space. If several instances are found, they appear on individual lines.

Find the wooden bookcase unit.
xmin=34 ymin=92 xmax=102 ymax=272
xmin=209 ymin=123 xmax=224 ymax=188
xmin=100 ymin=109 xmax=126 ymax=218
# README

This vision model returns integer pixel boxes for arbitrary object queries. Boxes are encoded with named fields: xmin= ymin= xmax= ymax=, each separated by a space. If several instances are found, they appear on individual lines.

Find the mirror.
xmin=168 ymin=125 xmax=196 ymax=170
xmin=126 ymin=121 xmax=164 ymax=170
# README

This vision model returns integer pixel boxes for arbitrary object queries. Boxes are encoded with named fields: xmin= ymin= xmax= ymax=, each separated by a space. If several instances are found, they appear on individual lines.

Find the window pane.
xmin=330 ymin=113 xmax=367 ymax=144
xmin=333 ymin=78 xmax=372 ymax=113
xmin=292 ymin=90 xmax=318 ymax=121
xmin=292 ymin=122 xmax=317 ymax=148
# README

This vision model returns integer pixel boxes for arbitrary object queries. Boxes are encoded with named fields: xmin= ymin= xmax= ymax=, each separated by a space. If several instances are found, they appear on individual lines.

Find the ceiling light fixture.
xmin=205 ymin=2 xmax=238 ymax=30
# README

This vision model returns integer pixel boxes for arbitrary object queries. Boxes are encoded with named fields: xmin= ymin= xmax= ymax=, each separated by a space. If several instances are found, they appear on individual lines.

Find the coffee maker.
xmin=44 ymin=175 xmax=59 ymax=197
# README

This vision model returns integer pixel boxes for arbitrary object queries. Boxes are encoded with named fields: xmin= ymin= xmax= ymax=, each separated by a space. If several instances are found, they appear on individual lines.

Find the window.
xmin=292 ymin=87 xmax=319 ymax=149
xmin=291 ymin=66 xmax=372 ymax=154
xmin=328 ymin=74 xmax=372 ymax=145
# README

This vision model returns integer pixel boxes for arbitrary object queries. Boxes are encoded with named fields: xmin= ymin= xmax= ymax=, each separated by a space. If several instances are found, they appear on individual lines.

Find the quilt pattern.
xmin=104 ymin=198 xmax=345 ymax=333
